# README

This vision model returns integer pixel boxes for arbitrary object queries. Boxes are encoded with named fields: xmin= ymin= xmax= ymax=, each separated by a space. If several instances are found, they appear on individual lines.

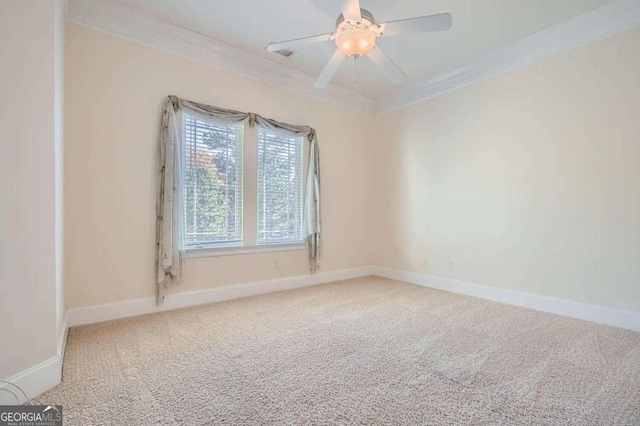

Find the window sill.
xmin=185 ymin=242 xmax=306 ymax=259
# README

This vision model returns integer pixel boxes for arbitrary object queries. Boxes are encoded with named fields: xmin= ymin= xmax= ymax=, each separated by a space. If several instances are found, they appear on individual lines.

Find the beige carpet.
xmin=36 ymin=277 xmax=640 ymax=425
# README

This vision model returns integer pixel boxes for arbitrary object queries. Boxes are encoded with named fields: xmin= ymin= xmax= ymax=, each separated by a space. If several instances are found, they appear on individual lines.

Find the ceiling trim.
xmin=374 ymin=0 xmax=640 ymax=114
xmin=65 ymin=0 xmax=376 ymax=115
xmin=66 ymin=0 xmax=640 ymax=116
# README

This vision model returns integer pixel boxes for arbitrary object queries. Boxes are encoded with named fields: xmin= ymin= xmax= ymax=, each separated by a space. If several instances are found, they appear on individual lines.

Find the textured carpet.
xmin=36 ymin=277 xmax=640 ymax=425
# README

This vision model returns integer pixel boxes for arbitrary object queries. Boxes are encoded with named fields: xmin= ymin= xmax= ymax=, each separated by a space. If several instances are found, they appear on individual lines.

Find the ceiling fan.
xmin=266 ymin=0 xmax=452 ymax=89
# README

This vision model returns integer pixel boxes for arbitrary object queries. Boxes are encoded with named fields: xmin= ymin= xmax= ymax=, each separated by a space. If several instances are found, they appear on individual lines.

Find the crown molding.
xmin=66 ymin=0 xmax=640 ymax=116
xmin=374 ymin=0 xmax=640 ymax=114
xmin=65 ymin=0 xmax=376 ymax=115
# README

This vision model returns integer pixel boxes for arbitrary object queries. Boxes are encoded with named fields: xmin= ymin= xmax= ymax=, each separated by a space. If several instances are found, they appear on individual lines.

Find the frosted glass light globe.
xmin=335 ymin=28 xmax=376 ymax=57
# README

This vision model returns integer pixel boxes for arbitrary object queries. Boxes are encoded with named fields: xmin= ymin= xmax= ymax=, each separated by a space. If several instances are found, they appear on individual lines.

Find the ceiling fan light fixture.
xmin=267 ymin=0 xmax=451 ymax=88
xmin=335 ymin=28 xmax=376 ymax=57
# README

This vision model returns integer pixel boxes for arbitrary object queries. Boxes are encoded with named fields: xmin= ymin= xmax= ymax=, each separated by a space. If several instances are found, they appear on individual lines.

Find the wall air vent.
xmin=275 ymin=49 xmax=295 ymax=57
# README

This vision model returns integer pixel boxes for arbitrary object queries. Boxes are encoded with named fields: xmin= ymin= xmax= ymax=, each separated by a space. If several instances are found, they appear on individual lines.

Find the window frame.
xmin=181 ymin=113 xmax=307 ymax=258
xmin=181 ymin=111 xmax=245 ymax=250
xmin=256 ymin=126 xmax=305 ymax=246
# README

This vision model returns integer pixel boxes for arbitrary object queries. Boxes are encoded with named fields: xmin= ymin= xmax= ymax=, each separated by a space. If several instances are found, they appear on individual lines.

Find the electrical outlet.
xmin=274 ymin=261 xmax=280 ymax=270
xmin=448 ymin=261 xmax=455 ymax=271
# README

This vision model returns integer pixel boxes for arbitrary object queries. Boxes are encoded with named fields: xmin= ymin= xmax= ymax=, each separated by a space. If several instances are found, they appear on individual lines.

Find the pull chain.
xmin=353 ymin=56 xmax=360 ymax=88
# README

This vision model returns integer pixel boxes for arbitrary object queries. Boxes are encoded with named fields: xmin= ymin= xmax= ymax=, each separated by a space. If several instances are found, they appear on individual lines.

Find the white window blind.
xmin=257 ymin=127 xmax=304 ymax=245
xmin=182 ymin=113 xmax=243 ymax=248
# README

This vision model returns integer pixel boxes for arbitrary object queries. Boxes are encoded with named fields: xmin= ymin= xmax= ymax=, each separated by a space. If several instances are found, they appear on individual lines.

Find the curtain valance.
xmin=156 ymin=96 xmax=322 ymax=304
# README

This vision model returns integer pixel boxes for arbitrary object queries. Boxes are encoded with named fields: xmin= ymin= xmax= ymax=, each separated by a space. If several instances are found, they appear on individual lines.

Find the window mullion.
xmin=243 ymin=122 xmax=258 ymax=246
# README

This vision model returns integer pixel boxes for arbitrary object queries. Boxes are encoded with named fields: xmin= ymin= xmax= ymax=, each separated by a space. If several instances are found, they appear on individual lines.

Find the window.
xmin=257 ymin=128 xmax=304 ymax=244
xmin=180 ymin=114 xmax=306 ymax=254
xmin=182 ymin=113 xmax=243 ymax=248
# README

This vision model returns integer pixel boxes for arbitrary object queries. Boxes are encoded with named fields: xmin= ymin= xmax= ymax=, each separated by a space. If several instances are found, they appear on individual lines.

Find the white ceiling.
xmin=104 ymin=0 xmax=615 ymax=99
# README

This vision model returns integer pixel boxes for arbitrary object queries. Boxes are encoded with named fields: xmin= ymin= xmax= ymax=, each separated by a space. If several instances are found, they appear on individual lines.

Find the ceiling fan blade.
xmin=378 ymin=13 xmax=452 ymax=36
xmin=366 ymin=46 xmax=406 ymax=84
xmin=342 ymin=0 xmax=362 ymax=23
xmin=314 ymin=49 xmax=346 ymax=89
xmin=266 ymin=33 xmax=334 ymax=52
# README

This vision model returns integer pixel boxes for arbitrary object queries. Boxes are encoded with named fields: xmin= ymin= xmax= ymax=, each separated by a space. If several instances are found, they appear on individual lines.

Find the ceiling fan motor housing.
xmin=336 ymin=8 xmax=375 ymax=27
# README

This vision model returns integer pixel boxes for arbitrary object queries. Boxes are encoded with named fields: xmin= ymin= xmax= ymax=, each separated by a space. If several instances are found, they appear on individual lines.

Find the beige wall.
xmin=0 ymin=0 xmax=64 ymax=380
xmin=371 ymin=27 xmax=640 ymax=313
xmin=64 ymin=24 xmax=373 ymax=308
xmin=65 ymin=22 xmax=640 ymax=316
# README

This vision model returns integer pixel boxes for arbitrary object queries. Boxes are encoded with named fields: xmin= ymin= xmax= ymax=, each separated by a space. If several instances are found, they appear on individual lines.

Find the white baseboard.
xmin=67 ymin=265 xmax=640 ymax=333
xmin=0 ymin=357 xmax=61 ymax=405
xmin=57 ymin=313 xmax=68 ymax=361
xmin=371 ymin=266 xmax=640 ymax=332
xmin=0 ymin=315 xmax=68 ymax=405
xmin=67 ymin=266 xmax=374 ymax=327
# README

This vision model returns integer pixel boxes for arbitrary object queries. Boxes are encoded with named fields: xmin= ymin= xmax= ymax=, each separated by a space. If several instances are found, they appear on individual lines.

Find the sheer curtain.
xmin=156 ymin=97 xmax=183 ymax=305
xmin=156 ymin=96 xmax=322 ymax=304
